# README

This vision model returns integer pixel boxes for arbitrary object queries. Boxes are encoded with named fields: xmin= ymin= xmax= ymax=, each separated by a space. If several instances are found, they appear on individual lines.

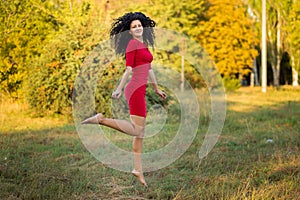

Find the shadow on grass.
xmin=0 ymin=91 xmax=300 ymax=199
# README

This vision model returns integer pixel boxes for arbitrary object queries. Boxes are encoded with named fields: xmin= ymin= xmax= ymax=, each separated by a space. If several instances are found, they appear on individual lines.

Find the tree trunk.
xmin=292 ymin=55 xmax=299 ymax=86
xmin=274 ymin=10 xmax=281 ymax=88
xmin=268 ymin=29 xmax=277 ymax=87
xmin=250 ymin=72 xmax=254 ymax=87
xmin=251 ymin=58 xmax=259 ymax=86
xmin=261 ymin=0 xmax=267 ymax=92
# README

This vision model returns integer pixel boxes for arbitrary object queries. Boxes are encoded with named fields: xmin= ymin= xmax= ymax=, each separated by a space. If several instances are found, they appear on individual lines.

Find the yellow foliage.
xmin=197 ymin=0 xmax=259 ymax=78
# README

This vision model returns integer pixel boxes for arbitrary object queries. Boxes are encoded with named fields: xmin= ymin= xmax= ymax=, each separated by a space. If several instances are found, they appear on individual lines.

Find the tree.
xmin=247 ymin=0 xmax=296 ymax=87
xmin=197 ymin=0 xmax=259 ymax=83
xmin=0 ymin=0 xmax=59 ymax=98
xmin=266 ymin=0 xmax=292 ymax=87
xmin=24 ymin=0 xmax=108 ymax=114
xmin=287 ymin=0 xmax=300 ymax=86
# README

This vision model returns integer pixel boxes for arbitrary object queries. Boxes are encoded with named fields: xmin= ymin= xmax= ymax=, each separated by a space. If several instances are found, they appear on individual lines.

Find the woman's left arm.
xmin=148 ymin=69 xmax=167 ymax=100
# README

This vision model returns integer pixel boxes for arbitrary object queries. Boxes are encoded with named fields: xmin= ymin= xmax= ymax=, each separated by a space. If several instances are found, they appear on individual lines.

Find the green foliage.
xmin=0 ymin=0 xmax=58 ymax=98
xmin=140 ymin=0 xmax=206 ymax=37
xmin=1 ymin=0 xmax=296 ymax=114
xmin=95 ymin=60 xmax=124 ymax=117
xmin=24 ymin=0 xmax=107 ymax=115
xmin=248 ymin=0 xmax=299 ymax=83
xmin=222 ymin=76 xmax=241 ymax=91
xmin=127 ymin=0 xmax=208 ymax=89
xmin=287 ymin=0 xmax=300 ymax=72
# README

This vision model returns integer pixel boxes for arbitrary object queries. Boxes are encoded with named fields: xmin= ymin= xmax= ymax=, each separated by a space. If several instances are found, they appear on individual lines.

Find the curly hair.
xmin=110 ymin=12 xmax=156 ymax=55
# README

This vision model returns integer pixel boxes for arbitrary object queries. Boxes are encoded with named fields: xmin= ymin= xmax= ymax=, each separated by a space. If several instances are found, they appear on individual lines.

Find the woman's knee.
xmin=130 ymin=115 xmax=146 ymax=137
xmin=133 ymin=124 xmax=144 ymax=137
xmin=136 ymin=129 xmax=145 ymax=138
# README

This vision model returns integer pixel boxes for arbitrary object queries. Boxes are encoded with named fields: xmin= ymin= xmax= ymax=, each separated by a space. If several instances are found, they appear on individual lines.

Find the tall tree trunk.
xmin=274 ymin=10 xmax=281 ymax=88
xmin=291 ymin=55 xmax=299 ymax=86
xmin=251 ymin=58 xmax=259 ymax=86
xmin=262 ymin=0 xmax=267 ymax=92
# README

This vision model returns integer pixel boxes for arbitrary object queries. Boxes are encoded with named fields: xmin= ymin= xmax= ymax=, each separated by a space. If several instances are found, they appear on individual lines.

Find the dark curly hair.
xmin=110 ymin=12 xmax=156 ymax=55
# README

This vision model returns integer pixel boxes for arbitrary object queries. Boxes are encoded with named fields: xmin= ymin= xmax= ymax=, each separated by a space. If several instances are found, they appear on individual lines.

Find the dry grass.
xmin=0 ymin=86 xmax=299 ymax=199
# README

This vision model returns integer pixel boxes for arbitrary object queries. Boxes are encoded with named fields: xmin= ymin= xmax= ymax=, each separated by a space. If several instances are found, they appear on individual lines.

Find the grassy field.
xmin=0 ymin=87 xmax=299 ymax=200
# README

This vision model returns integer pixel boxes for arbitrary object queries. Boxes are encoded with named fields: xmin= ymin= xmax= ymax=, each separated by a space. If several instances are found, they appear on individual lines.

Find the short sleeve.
xmin=125 ymin=40 xmax=137 ymax=67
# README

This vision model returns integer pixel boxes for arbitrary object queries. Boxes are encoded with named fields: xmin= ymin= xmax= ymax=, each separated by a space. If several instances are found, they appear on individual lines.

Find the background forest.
xmin=1 ymin=0 xmax=299 ymax=115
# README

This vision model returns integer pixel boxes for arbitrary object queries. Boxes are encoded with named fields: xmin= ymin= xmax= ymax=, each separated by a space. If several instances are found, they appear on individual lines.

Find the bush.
xmin=222 ymin=76 xmax=241 ymax=91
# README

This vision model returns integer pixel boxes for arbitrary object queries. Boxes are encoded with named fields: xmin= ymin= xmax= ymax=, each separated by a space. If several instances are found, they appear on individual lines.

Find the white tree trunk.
xmin=250 ymin=72 xmax=254 ymax=87
xmin=292 ymin=55 xmax=299 ymax=86
xmin=275 ymin=10 xmax=281 ymax=87
xmin=261 ymin=0 xmax=267 ymax=92
xmin=251 ymin=58 xmax=259 ymax=86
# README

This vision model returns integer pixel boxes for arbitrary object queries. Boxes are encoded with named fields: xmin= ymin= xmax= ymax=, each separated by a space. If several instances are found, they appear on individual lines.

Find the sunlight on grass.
xmin=0 ymin=95 xmax=72 ymax=134
xmin=227 ymin=86 xmax=300 ymax=113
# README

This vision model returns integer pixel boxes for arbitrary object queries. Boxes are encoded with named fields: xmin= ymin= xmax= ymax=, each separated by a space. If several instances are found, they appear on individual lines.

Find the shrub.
xmin=222 ymin=76 xmax=241 ymax=91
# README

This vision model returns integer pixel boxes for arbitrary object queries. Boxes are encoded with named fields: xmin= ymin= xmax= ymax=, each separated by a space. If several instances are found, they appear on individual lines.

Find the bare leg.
xmin=132 ymin=137 xmax=147 ymax=187
xmin=81 ymin=114 xmax=147 ymax=186
xmin=81 ymin=113 xmax=143 ymax=137
xmin=130 ymin=115 xmax=147 ymax=187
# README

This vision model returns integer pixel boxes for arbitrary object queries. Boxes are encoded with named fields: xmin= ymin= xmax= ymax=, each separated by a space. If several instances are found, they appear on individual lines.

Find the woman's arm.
xmin=148 ymin=69 xmax=167 ymax=100
xmin=112 ymin=67 xmax=132 ymax=99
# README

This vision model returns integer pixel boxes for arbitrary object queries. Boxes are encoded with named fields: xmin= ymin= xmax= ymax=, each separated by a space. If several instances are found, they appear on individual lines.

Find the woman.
xmin=81 ymin=12 xmax=166 ymax=187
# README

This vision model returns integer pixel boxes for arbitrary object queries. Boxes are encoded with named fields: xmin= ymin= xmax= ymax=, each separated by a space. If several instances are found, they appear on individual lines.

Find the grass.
xmin=0 ymin=86 xmax=299 ymax=200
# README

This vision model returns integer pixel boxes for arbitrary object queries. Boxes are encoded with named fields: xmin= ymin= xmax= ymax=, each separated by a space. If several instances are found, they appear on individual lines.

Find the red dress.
xmin=124 ymin=38 xmax=153 ymax=117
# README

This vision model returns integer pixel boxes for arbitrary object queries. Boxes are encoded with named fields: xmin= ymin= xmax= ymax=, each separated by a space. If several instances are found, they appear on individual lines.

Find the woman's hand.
xmin=112 ymin=89 xmax=122 ymax=99
xmin=156 ymin=89 xmax=167 ymax=100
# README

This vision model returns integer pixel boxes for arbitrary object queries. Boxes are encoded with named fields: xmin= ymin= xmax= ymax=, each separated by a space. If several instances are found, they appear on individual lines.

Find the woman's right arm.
xmin=112 ymin=39 xmax=135 ymax=99
xmin=112 ymin=67 xmax=132 ymax=99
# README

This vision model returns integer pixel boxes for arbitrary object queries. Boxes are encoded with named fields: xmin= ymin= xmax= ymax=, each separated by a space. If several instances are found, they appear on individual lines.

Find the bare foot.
xmin=132 ymin=169 xmax=147 ymax=187
xmin=81 ymin=113 xmax=103 ymax=124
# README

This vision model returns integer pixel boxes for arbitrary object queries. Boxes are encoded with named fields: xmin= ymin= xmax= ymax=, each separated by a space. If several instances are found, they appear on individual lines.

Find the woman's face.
xmin=129 ymin=20 xmax=143 ymax=39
